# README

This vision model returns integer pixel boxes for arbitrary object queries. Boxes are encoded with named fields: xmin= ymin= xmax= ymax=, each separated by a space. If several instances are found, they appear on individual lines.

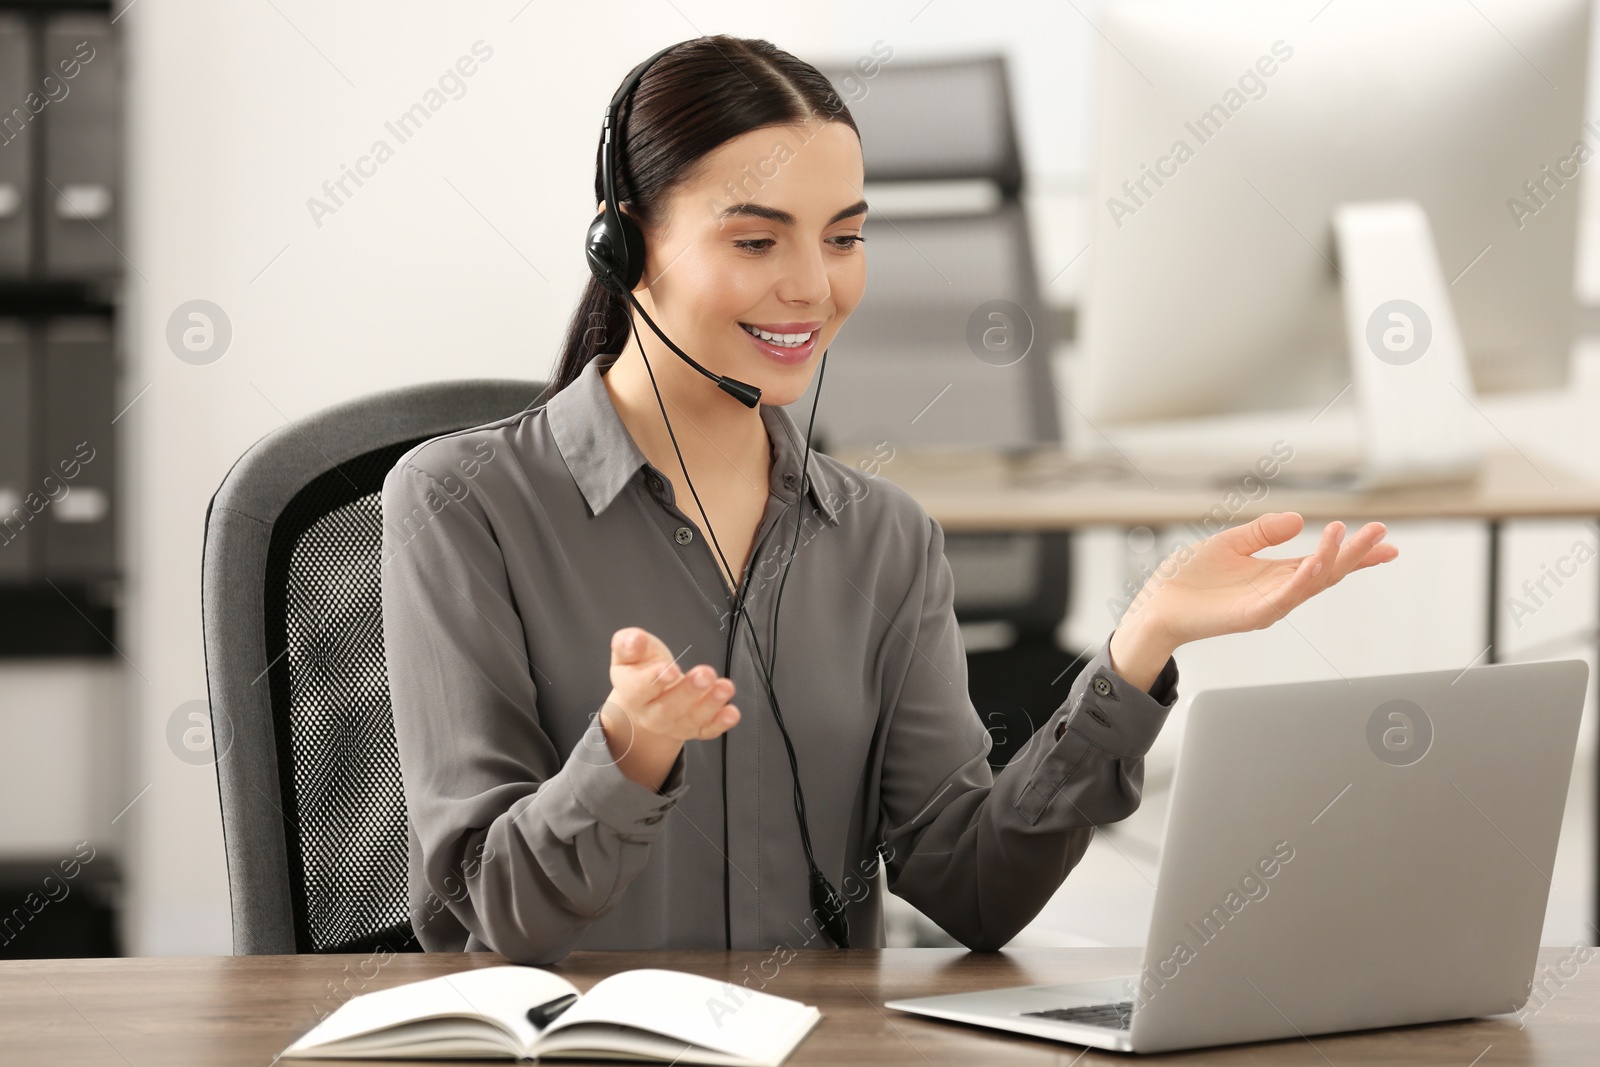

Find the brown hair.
xmin=545 ymin=35 xmax=860 ymax=399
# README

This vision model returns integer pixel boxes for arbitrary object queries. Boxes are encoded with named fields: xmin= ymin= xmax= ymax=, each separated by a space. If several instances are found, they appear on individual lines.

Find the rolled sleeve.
xmin=1015 ymin=630 xmax=1178 ymax=826
xmin=876 ymin=513 xmax=1180 ymax=951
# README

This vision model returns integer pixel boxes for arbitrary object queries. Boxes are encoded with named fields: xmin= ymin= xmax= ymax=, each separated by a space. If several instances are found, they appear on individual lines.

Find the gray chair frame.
xmin=815 ymin=53 xmax=1025 ymax=196
xmin=201 ymin=379 xmax=544 ymax=954
xmin=810 ymin=52 xmax=1069 ymax=635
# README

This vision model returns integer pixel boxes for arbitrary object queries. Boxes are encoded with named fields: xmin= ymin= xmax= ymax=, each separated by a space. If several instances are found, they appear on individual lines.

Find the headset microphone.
xmin=612 ymin=277 xmax=764 ymax=410
xmin=584 ymin=41 xmax=851 ymax=950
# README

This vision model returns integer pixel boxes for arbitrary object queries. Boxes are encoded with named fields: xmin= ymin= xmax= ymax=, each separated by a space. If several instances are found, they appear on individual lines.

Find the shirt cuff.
xmin=562 ymin=722 xmax=690 ymax=836
xmin=1050 ymin=629 xmax=1179 ymax=760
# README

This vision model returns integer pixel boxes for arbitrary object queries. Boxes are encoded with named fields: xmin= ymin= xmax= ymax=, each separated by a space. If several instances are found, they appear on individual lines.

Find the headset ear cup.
xmin=585 ymin=207 xmax=648 ymax=294
xmin=585 ymin=211 xmax=625 ymax=293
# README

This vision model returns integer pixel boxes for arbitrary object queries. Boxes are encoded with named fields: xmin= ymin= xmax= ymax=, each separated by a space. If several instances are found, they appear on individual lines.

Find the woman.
xmin=380 ymin=35 xmax=1398 ymax=967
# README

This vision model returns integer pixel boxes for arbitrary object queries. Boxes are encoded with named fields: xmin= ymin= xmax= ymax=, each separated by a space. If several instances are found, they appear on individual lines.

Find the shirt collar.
xmin=545 ymin=350 xmax=841 ymax=526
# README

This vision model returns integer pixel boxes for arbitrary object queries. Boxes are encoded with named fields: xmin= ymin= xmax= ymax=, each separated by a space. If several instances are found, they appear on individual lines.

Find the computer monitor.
xmin=1077 ymin=0 xmax=1591 ymax=450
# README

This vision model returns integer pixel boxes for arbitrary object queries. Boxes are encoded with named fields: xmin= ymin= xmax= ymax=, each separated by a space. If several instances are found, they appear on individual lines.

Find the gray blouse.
xmin=379 ymin=349 xmax=1180 ymax=965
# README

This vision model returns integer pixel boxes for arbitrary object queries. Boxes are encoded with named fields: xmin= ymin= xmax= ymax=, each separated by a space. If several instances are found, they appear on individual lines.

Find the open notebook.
xmin=280 ymin=964 xmax=821 ymax=1065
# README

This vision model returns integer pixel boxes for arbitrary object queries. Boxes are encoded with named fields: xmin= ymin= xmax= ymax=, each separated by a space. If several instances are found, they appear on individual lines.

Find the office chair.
xmin=201 ymin=379 xmax=544 ymax=954
xmin=805 ymin=54 xmax=1084 ymax=772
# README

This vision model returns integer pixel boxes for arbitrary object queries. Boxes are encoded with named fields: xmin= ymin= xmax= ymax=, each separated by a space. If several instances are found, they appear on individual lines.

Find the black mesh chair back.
xmin=201 ymin=380 xmax=544 ymax=954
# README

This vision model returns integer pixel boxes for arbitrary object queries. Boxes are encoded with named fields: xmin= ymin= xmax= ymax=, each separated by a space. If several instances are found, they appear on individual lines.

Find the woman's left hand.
xmin=1122 ymin=511 xmax=1399 ymax=652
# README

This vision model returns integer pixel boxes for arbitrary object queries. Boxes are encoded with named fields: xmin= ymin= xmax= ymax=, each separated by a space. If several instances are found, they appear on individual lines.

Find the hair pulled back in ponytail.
xmin=545 ymin=35 xmax=859 ymax=400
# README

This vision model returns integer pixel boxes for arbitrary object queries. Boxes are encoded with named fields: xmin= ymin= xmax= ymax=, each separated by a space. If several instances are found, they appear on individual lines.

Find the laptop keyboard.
xmin=1021 ymin=1001 xmax=1134 ymax=1031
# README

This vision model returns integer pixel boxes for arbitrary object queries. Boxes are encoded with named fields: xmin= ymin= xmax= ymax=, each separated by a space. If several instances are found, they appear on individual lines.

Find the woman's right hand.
xmin=598 ymin=627 xmax=740 ymax=790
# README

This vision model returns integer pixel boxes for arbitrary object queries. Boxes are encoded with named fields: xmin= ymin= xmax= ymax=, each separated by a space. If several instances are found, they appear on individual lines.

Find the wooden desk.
xmin=2 ymin=948 xmax=1593 ymax=1065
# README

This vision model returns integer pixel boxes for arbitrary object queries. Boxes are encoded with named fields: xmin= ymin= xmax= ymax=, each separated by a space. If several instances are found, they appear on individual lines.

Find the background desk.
xmin=1 ymin=948 xmax=1592 ymax=1065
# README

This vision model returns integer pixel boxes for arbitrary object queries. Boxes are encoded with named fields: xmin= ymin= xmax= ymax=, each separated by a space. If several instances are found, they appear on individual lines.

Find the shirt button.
xmin=674 ymin=526 xmax=694 ymax=545
xmin=783 ymin=472 xmax=797 ymax=489
xmin=1092 ymin=677 xmax=1112 ymax=696
xmin=646 ymin=473 xmax=663 ymax=493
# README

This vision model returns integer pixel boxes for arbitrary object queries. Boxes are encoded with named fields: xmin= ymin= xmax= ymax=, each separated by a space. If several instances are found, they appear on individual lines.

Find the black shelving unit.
xmin=0 ymin=0 xmax=118 ymax=658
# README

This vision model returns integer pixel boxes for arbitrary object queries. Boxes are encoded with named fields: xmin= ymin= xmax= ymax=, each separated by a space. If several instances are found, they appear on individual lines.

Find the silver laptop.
xmin=885 ymin=656 xmax=1589 ymax=1054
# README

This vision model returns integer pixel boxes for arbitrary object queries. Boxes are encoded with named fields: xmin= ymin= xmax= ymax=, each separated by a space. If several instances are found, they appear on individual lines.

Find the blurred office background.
xmin=2 ymin=0 xmax=1598 ymax=956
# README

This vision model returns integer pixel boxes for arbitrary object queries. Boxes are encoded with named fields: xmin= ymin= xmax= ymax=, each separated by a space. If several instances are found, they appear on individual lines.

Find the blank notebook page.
xmin=288 ymin=967 xmax=569 ymax=1051
xmin=548 ymin=968 xmax=816 ymax=1058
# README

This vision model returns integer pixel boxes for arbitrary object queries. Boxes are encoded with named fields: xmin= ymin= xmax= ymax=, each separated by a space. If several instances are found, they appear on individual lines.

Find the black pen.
xmin=527 ymin=992 xmax=579 ymax=1030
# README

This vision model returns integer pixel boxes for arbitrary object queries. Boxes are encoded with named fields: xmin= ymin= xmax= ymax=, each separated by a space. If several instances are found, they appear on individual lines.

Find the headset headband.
xmin=600 ymin=42 xmax=681 ymax=229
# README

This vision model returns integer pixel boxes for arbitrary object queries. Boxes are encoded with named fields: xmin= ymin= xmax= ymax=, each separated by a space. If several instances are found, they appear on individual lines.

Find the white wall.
xmin=0 ymin=0 xmax=1577 ymax=953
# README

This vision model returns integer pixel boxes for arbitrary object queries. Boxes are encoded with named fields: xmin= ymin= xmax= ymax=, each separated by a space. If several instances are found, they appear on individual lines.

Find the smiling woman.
xmin=379 ymin=33 xmax=1398 ymax=970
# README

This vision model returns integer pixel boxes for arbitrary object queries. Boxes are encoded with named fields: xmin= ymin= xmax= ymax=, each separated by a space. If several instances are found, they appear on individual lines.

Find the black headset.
xmin=583 ymin=40 xmax=851 ymax=949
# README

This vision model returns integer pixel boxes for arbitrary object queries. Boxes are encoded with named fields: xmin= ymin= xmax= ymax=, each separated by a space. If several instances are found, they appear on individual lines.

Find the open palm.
xmin=1126 ymin=512 xmax=1399 ymax=648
